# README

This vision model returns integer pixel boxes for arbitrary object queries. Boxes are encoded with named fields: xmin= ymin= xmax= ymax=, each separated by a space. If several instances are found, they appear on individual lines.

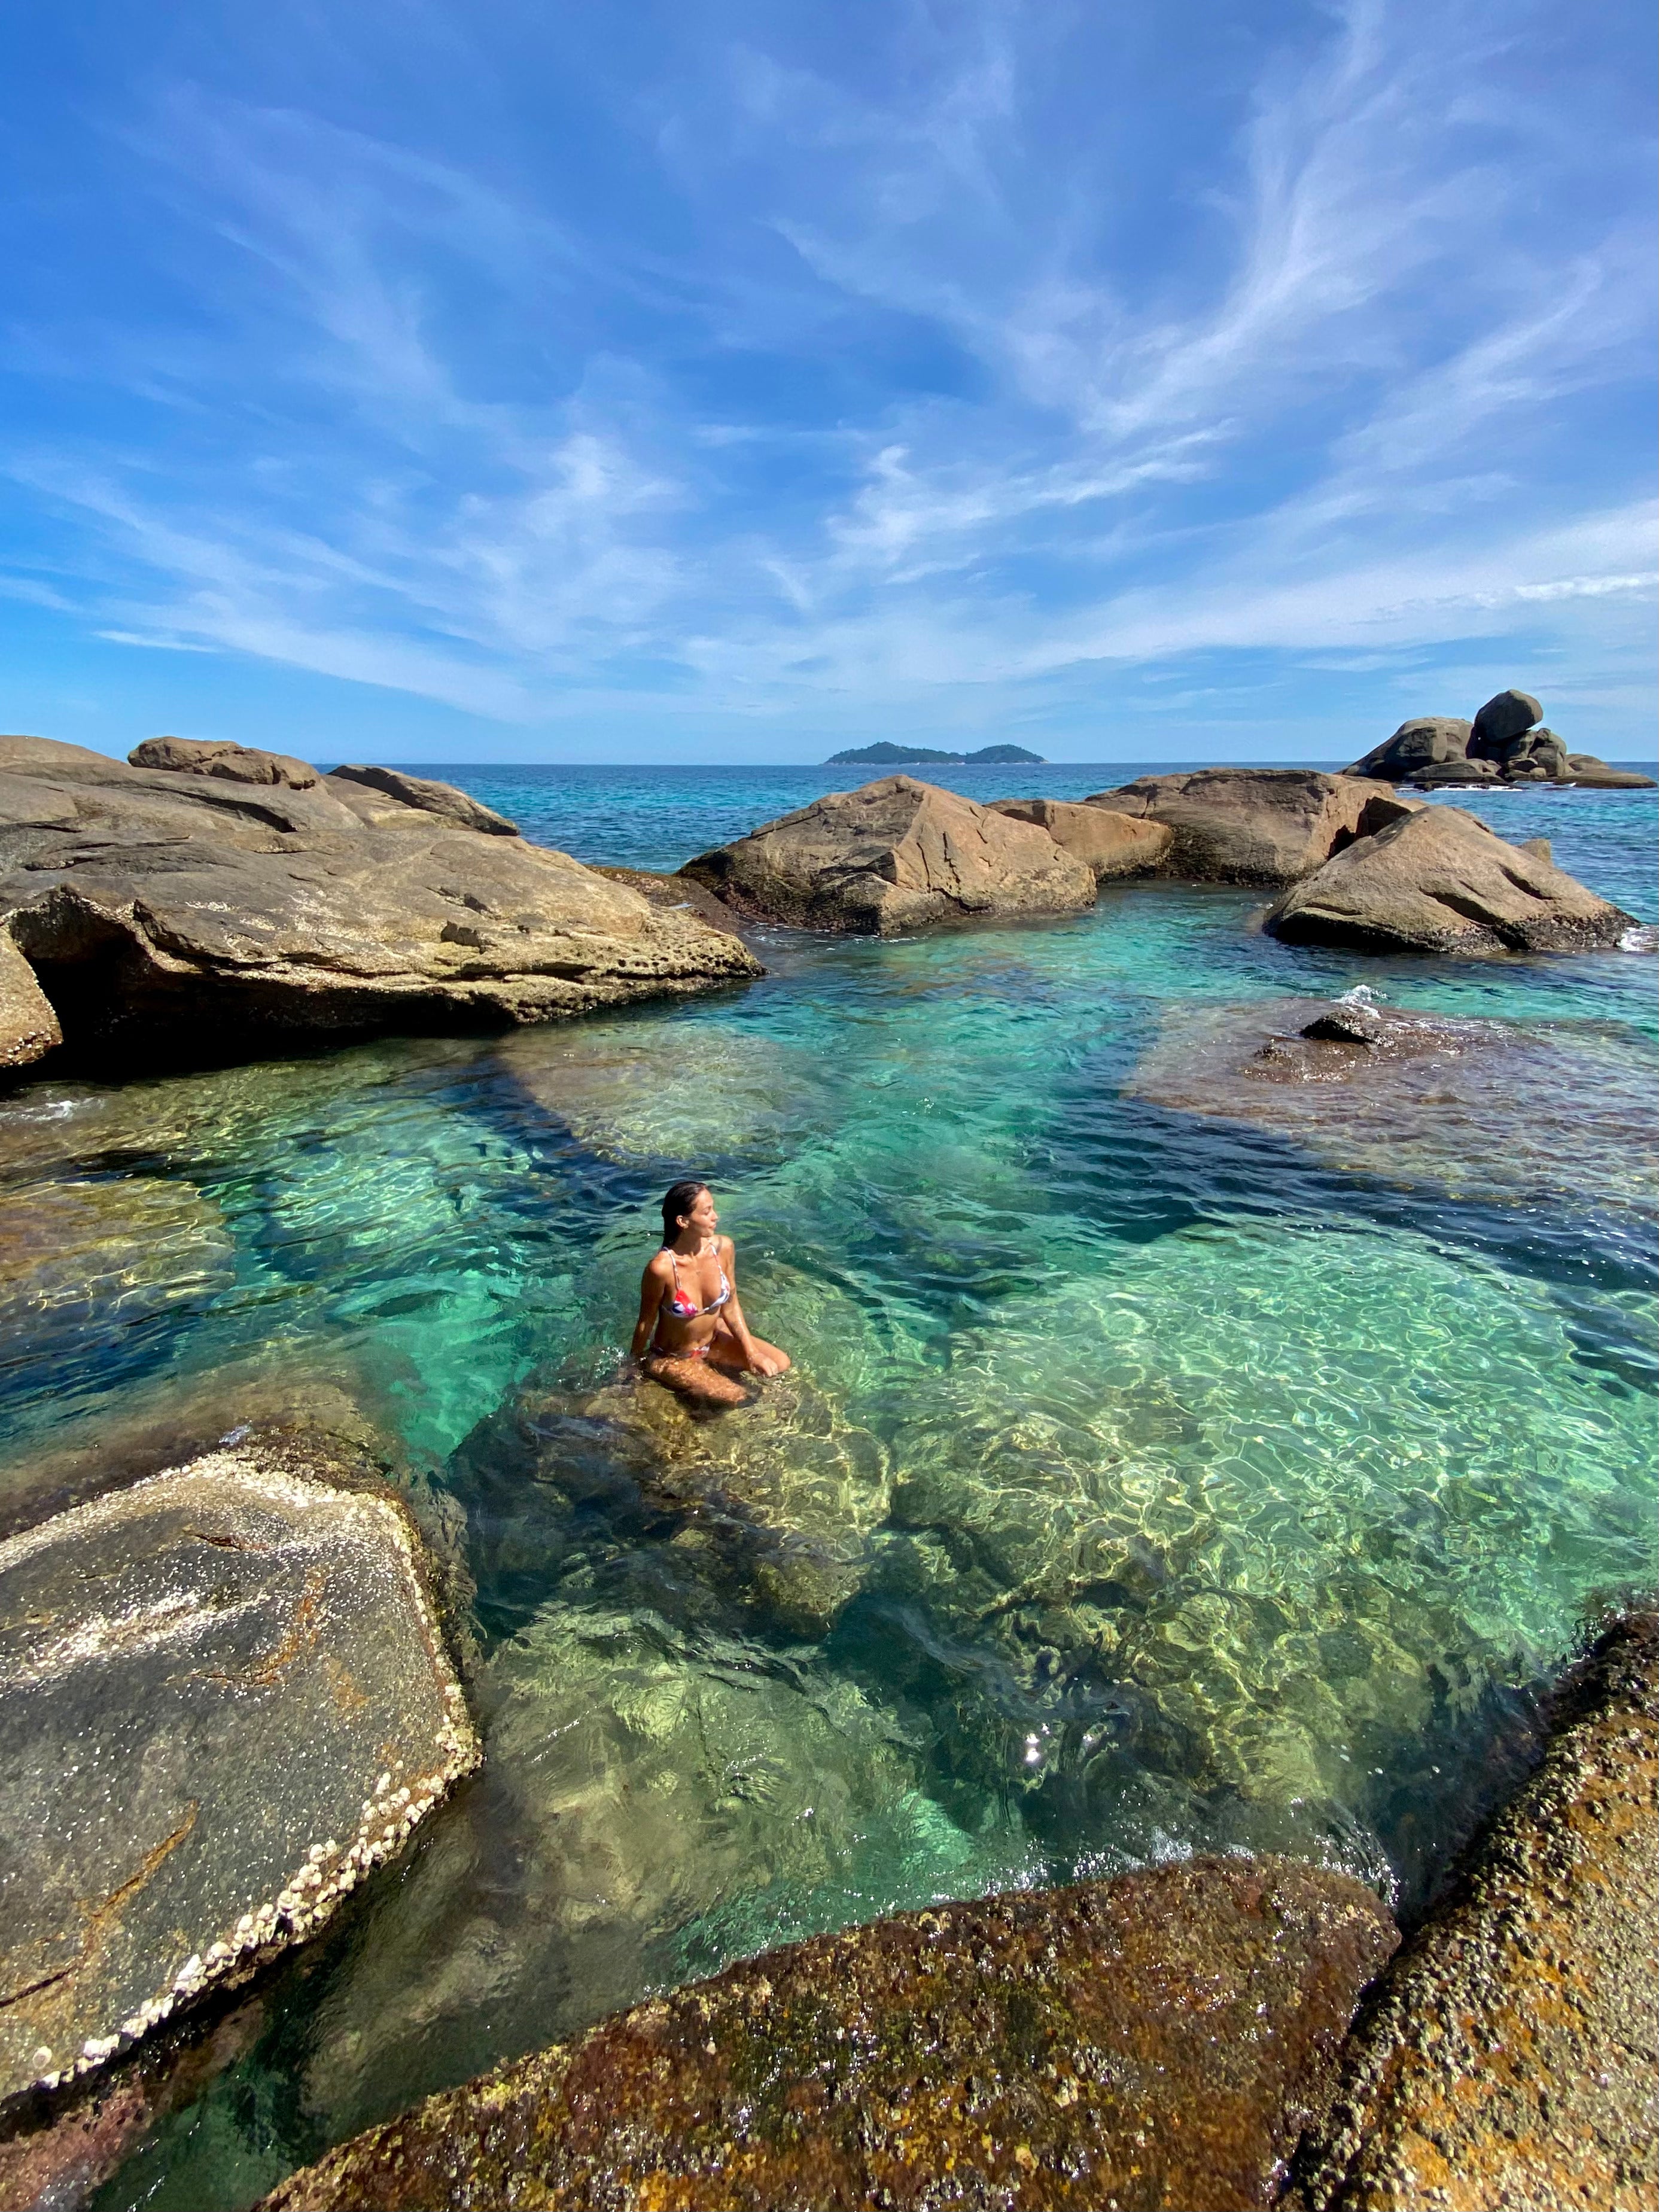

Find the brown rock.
xmin=1343 ymin=718 xmax=1473 ymax=781
xmin=591 ymin=865 xmax=751 ymax=938
xmin=1264 ymin=805 xmax=1636 ymax=955
xmin=127 ymin=735 xmax=319 ymax=790
xmin=681 ymin=775 xmax=1096 ymax=933
xmin=988 ymin=796 xmax=1173 ymax=878
xmin=1296 ymin=1612 xmax=1658 ymax=2212
xmin=1561 ymin=754 xmax=1657 ymax=789
xmin=0 ymin=1437 xmax=480 ymax=2105
xmin=1404 ymin=759 xmax=1500 ymax=787
xmin=0 ymin=737 xmax=757 ymax=1073
xmin=1083 ymin=769 xmax=1420 ymax=885
xmin=1468 ymin=688 xmax=1543 ymax=756
xmin=0 ymin=932 xmax=60 ymax=1071
xmin=325 ymin=763 xmax=517 ymax=836
xmin=258 ymin=1855 xmax=1398 ymax=2212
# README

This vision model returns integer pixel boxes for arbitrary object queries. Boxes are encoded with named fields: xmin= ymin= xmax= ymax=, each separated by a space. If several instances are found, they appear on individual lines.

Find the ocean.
xmin=1 ymin=763 xmax=1652 ymax=2208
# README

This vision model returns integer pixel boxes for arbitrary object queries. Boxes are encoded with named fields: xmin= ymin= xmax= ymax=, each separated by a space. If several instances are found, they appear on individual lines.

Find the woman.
xmin=632 ymin=1180 xmax=792 ymax=1406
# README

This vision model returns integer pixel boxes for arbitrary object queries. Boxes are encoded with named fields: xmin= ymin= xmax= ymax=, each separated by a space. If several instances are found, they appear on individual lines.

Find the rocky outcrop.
xmin=1083 ymin=768 xmax=1418 ymax=886
xmin=988 ymin=797 xmax=1173 ymax=878
xmin=325 ymin=763 xmax=517 ymax=836
xmin=1563 ymin=753 xmax=1658 ymax=789
xmin=127 ymin=737 xmax=319 ymax=790
xmin=1344 ymin=689 xmax=1656 ymax=789
xmin=1264 ymin=805 xmax=1636 ymax=955
xmin=681 ymin=775 xmax=1096 ymax=933
xmin=1468 ymin=687 xmax=1544 ymax=756
xmin=0 ymin=735 xmax=757 ymax=1075
xmin=0 ymin=1437 xmax=479 ymax=2105
xmin=260 ymin=1857 xmax=1398 ymax=2212
xmin=1345 ymin=718 xmax=1473 ymax=782
xmin=1296 ymin=1612 xmax=1658 ymax=2212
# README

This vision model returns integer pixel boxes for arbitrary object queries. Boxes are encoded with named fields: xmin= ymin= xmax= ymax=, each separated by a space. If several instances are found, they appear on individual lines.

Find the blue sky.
xmin=2 ymin=0 xmax=1653 ymax=765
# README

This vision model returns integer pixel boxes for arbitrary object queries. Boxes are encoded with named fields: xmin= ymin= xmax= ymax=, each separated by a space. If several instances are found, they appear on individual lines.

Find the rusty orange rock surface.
xmin=259 ymin=1855 xmax=1396 ymax=2211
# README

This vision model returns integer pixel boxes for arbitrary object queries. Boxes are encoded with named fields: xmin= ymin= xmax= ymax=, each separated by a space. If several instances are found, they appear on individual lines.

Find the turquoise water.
xmin=0 ymin=766 xmax=1651 ymax=2206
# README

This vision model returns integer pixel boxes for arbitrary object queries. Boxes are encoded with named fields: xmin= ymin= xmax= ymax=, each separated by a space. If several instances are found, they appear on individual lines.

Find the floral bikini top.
xmin=662 ymin=1245 xmax=731 ymax=1320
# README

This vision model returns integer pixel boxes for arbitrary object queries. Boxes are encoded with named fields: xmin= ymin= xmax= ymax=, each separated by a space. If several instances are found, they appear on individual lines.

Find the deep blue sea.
xmin=0 ymin=762 xmax=1651 ymax=2208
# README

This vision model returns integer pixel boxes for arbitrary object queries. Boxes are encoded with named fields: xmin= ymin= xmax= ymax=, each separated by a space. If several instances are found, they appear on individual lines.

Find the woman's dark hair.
xmin=660 ymin=1179 xmax=709 ymax=1247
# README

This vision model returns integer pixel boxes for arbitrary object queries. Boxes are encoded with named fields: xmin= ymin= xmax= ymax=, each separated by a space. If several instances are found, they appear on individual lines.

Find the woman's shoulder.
xmin=643 ymin=1246 xmax=674 ymax=1278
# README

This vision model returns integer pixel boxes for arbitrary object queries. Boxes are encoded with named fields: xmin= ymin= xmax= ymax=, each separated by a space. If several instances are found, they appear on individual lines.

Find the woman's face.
xmin=680 ymin=1186 xmax=719 ymax=1240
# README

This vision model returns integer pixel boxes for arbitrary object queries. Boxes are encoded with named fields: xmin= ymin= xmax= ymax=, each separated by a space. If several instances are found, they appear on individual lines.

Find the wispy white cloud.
xmin=2 ymin=0 xmax=1651 ymax=753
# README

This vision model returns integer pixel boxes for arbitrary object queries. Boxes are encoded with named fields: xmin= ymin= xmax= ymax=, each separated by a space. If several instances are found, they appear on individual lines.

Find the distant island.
xmin=824 ymin=742 xmax=1045 ymax=766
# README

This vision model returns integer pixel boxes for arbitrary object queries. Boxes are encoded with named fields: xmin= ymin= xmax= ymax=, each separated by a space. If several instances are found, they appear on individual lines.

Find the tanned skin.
xmin=632 ymin=1185 xmax=791 ymax=1407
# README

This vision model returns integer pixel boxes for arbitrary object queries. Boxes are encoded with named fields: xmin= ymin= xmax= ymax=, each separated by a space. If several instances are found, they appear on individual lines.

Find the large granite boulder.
xmin=1488 ymin=725 xmax=1570 ymax=781
xmin=1468 ymin=687 xmax=1543 ymax=757
xmin=1296 ymin=1612 xmax=1657 ymax=2212
xmin=261 ymin=1856 xmax=1397 ymax=2212
xmin=0 ymin=1437 xmax=479 ymax=2104
xmin=128 ymin=737 xmax=319 ymax=790
xmin=0 ymin=735 xmax=757 ymax=1074
xmin=1264 ymin=805 xmax=1636 ymax=955
xmin=1083 ymin=769 xmax=1418 ymax=886
xmin=681 ymin=776 xmax=1097 ymax=933
xmin=988 ymin=796 xmax=1172 ymax=878
xmin=1344 ymin=717 xmax=1472 ymax=781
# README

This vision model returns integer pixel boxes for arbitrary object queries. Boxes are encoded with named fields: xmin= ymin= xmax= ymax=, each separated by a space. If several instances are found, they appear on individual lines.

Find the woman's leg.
xmin=707 ymin=1322 xmax=792 ymax=1376
xmin=643 ymin=1352 xmax=749 ymax=1407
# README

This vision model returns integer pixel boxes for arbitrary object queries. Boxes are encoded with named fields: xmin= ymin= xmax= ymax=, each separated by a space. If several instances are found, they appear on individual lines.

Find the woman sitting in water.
xmin=631 ymin=1179 xmax=792 ymax=1406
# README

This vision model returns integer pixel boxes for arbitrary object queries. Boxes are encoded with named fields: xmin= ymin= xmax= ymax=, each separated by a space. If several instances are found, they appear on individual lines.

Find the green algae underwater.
xmin=0 ymin=766 xmax=1652 ymax=2210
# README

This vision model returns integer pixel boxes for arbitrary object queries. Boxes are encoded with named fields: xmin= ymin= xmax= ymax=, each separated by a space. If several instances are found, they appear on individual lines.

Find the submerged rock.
xmin=681 ymin=776 xmax=1097 ymax=933
xmin=1125 ymin=994 xmax=1659 ymax=1213
xmin=0 ymin=1438 xmax=478 ymax=2104
xmin=1264 ymin=805 xmax=1636 ymax=955
xmin=988 ymin=798 xmax=1172 ymax=880
xmin=1296 ymin=1611 xmax=1658 ymax=2212
xmin=261 ymin=1856 xmax=1398 ymax=2212
xmin=290 ymin=1603 xmax=940 ymax=2143
xmin=1082 ymin=769 xmax=1417 ymax=886
xmin=453 ymin=1361 xmax=889 ymax=1636
xmin=0 ymin=735 xmax=757 ymax=1075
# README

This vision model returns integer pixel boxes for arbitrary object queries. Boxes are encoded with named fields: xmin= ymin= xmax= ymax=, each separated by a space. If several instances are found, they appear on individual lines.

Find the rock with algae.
xmin=0 ymin=1437 xmax=479 ymax=2105
xmin=261 ymin=1855 xmax=1398 ymax=2212
xmin=452 ymin=1361 xmax=890 ymax=1637
xmin=1293 ymin=1611 xmax=1659 ymax=2212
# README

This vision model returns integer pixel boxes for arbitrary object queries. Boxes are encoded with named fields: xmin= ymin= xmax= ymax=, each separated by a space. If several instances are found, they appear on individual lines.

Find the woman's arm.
xmin=719 ymin=1239 xmax=781 ymax=1373
xmin=631 ymin=1256 xmax=667 ymax=1362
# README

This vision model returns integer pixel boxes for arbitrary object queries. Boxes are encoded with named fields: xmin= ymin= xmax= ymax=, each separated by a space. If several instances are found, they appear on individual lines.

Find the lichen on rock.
xmin=0 ymin=1439 xmax=479 ymax=2105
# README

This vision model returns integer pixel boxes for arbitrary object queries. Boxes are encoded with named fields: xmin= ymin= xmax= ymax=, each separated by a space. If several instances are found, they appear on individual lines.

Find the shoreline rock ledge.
xmin=1294 ymin=1611 xmax=1658 ymax=2212
xmin=0 ymin=1437 xmax=480 ymax=2107
xmin=260 ymin=1857 xmax=1397 ymax=2212
xmin=681 ymin=775 xmax=1097 ymax=932
xmin=0 ymin=735 xmax=758 ymax=1076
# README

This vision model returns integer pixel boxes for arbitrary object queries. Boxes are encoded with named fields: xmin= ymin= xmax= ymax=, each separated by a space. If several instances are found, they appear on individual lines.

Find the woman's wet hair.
xmin=660 ymin=1179 xmax=710 ymax=1247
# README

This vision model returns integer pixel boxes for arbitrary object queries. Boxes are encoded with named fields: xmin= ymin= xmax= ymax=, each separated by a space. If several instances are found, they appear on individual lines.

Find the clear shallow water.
xmin=0 ymin=765 xmax=1650 ymax=2205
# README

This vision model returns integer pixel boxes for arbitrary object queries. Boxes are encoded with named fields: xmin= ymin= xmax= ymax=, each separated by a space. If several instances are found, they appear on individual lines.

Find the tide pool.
xmin=0 ymin=765 xmax=1649 ymax=2208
